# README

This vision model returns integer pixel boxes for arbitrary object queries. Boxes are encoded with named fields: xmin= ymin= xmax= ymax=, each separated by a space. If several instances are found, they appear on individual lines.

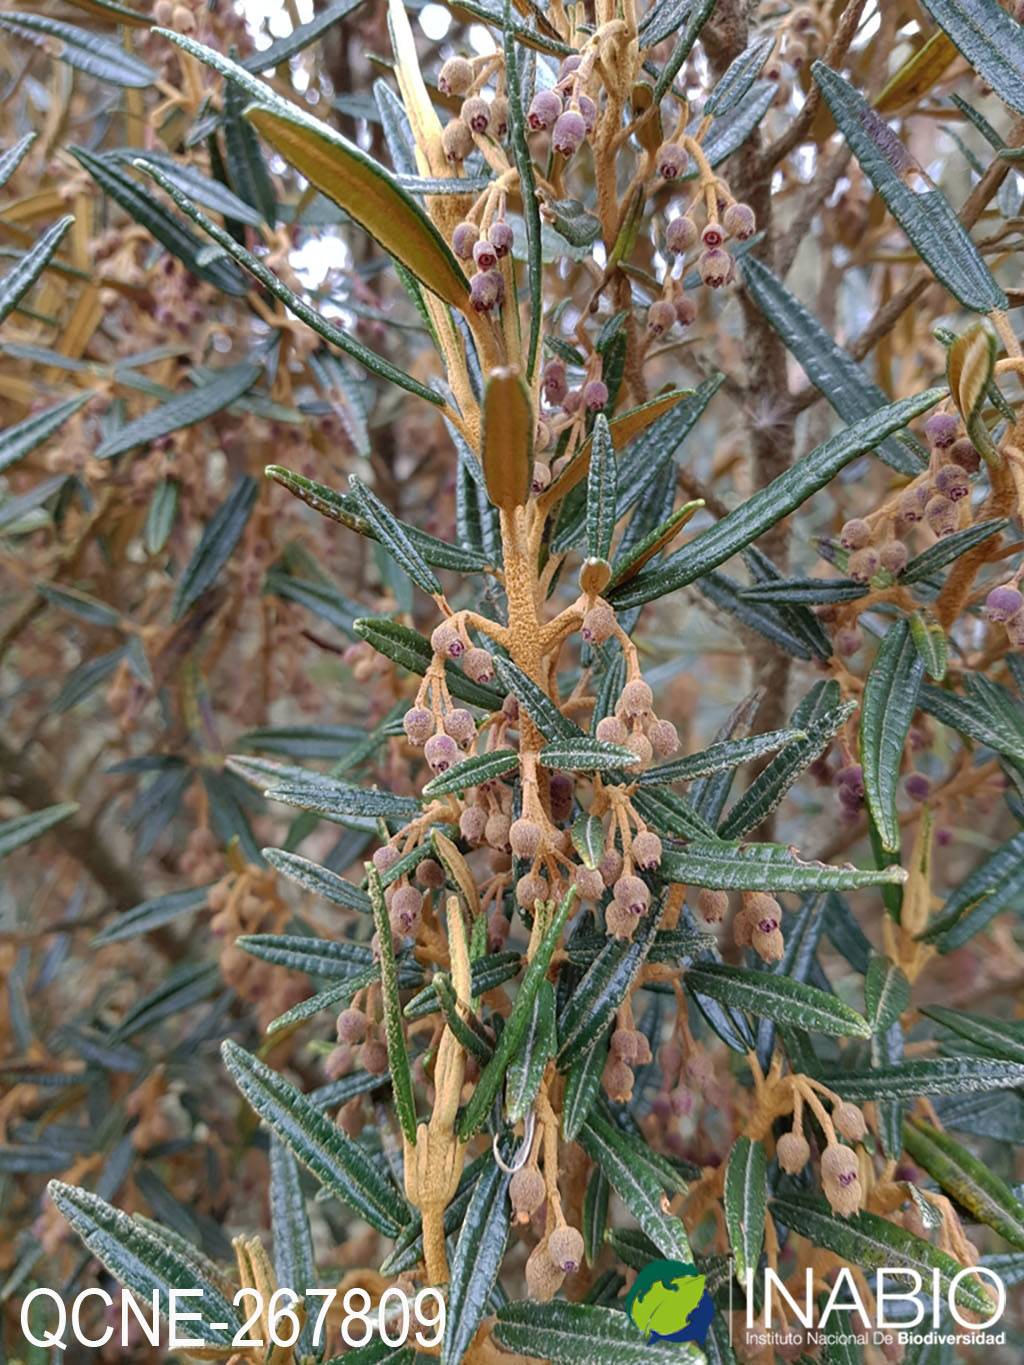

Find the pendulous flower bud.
xmin=403 ymin=706 xmax=434 ymax=746
xmin=840 ymin=517 xmax=871 ymax=550
xmin=582 ymin=603 xmax=616 ymax=645
xmin=442 ymin=118 xmax=474 ymax=162
xmin=986 ymin=585 xmax=1024 ymax=622
xmin=655 ymin=142 xmax=687 ymax=178
xmin=460 ymin=96 xmax=490 ymax=134
xmin=451 ymin=220 xmax=479 ymax=259
xmin=777 ymin=1130 xmax=811 ymax=1173
xmin=548 ymin=1225 xmax=585 ymax=1275
xmin=463 ymin=647 xmax=495 ymax=682
xmin=666 ymin=215 xmax=699 ymax=254
xmin=698 ymin=246 xmax=732 ymax=288
xmin=527 ymin=89 xmax=563 ymax=131
xmin=552 ymin=109 xmax=586 ymax=156
xmin=723 ymin=201 xmax=756 ymax=239
xmin=438 ymin=56 xmax=474 ymax=97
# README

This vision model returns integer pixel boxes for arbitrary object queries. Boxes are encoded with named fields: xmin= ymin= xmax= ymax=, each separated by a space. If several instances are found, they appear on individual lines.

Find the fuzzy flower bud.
xmin=666 ymin=215 xmax=699 ymax=254
xmin=490 ymin=220 xmax=514 ymax=257
xmin=424 ymin=733 xmax=458 ymax=773
xmin=510 ymin=817 xmax=543 ymax=860
xmin=527 ymin=88 xmax=562 ymax=131
xmin=582 ymin=603 xmax=616 ymax=645
xmin=656 ymin=142 xmax=687 ymax=178
xmin=390 ymin=884 xmax=422 ymax=933
xmin=459 ymin=805 xmax=487 ymax=842
xmin=934 ymin=462 xmax=970 ymax=501
xmin=552 ymin=109 xmax=586 ymax=156
xmin=336 ymin=1007 xmax=367 ymax=1044
xmin=470 ymin=269 xmax=504 ymax=312
xmin=442 ymin=118 xmax=474 ymax=162
xmin=577 ymin=94 xmax=597 ymax=133
xmin=606 ymin=901 xmax=637 ymax=939
xmin=583 ymin=379 xmax=609 ymax=411
xmin=649 ymin=718 xmax=680 ymax=756
xmin=595 ymin=715 xmax=627 ymax=744
xmin=485 ymin=811 xmax=511 ymax=851
xmin=833 ymin=1102 xmax=867 ymax=1141
xmin=403 ymin=706 xmax=434 ymax=746
xmin=473 ymin=237 xmax=498 ymax=272
xmin=879 ymin=540 xmax=908 ymax=574
xmin=631 ymin=831 xmax=662 ymax=870
xmin=986 ymin=585 xmax=1024 ymax=623
xmin=821 ymin=1144 xmax=862 ymax=1217
xmin=490 ymin=95 xmax=509 ymax=138
xmin=431 ymin=623 xmax=465 ymax=659
xmin=904 ymin=772 xmax=930 ymax=802
xmin=840 ymin=517 xmax=871 ymax=550
xmin=516 ymin=872 xmax=548 ymax=909
xmin=949 ymin=436 xmax=980 ymax=473
xmin=723 ymin=201 xmax=757 ymax=239
xmin=525 ymin=1242 xmax=564 ymax=1301
xmin=444 ymin=708 xmax=475 ymax=746
xmin=675 ymin=294 xmax=697 ymax=326
xmin=602 ymin=1055 xmax=635 ymax=1098
xmin=924 ymin=411 xmax=959 ymax=449
xmin=698 ymin=246 xmax=732 ymax=288
xmin=372 ymin=844 xmax=400 ymax=872
xmin=463 ymin=647 xmax=495 ymax=683
xmin=438 ymin=56 xmax=474 ymax=97
xmin=701 ymin=220 xmax=725 ymax=249
xmin=646 ymin=299 xmax=677 ymax=335
xmin=777 ymin=1130 xmax=811 ymax=1173
xmin=697 ymin=888 xmax=729 ymax=923
xmin=510 ymin=1166 xmax=546 ymax=1221
xmin=848 ymin=547 xmax=880 ymax=583
xmin=925 ymin=493 xmax=957 ymax=537
xmin=451 ymin=220 xmax=479 ymax=259
xmin=460 ymin=96 xmax=490 ymax=134
xmin=542 ymin=359 xmax=568 ymax=405
xmin=574 ymin=864 xmax=605 ymax=901
xmin=613 ymin=874 xmax=650 ymax=917
xmin=548 ymin=1225 xmax=585 ymax=1275
xmin=620 ymin=678 xmax=653 ymax=717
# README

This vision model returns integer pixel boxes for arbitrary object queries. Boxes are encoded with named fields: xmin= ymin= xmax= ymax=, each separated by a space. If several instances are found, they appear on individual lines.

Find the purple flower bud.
xmin=582 ymin=379 xmax=608 ymax=410
xmin=723 ymin=202 xmax=756 ymax=239
xmin=438 ymin=56 xmax=473 ymax=97
xmin=934 ymin=462 xmax=970 ymax=501
xmin=558 ymin=54 xmax=582 ymax=79
xmin=836 ymin=763 xmax=865 ymax=798
xmin=441 ymin=118 xmax=474 ymax=163
xmin=451 ymin=220 xmax=479 ymax=259
xmin=985 ymin=585 xmax=1024 ymax=623
xmin=925 ymin=493 xmax=957 ymax=538
xmin=403 ymin=706 xmax=434 ymax=746
xmin=647 ymin=299 xmax=677 ymax=335
xmin=949 ymin=437 xmax=980 ymax=473
xmin=666 ymin=215 xmax=698 ymax=254
xmin=577 ymin=94 xmax=597 ymax=132
xmin=552 ymin=109 xmax=586 ymax=156
xmin=527 ymin=88 xmax=562 ymax=131
xmin=655 ymin=142 xmax=687 ymax=179
xmin=840 ymin=518 xmax=871 ymax=550
xmin=473 ymin=237 xmax=498 ymax=272
xmin=461 ymin=96 xmax=491 ymax=134
xmin=489 ymin=220 xmax=514 ymax=257
xmin=924 ymin=412 xmax=959 ymax=449
xmin=904 ymin=773 xmax=931 ymax=801
xmin=835 ymin=627 xmax=863 ymax=657
xmin=424 ymin=733 xmax=459 ymax=773
xmin=879 ymin=540 xmax=908 ymax=574
xmin=469 ymin=269 xmax=503 ymax=312
xmin=698 ymin=246 xmax=732 ymax=288
xmin=701 ymin=220 xmax=725 ymax=249
xmin=542 ymin=359 xmax=568 ymax=405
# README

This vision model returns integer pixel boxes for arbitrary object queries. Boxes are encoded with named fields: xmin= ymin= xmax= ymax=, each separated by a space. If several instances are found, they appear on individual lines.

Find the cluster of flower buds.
xmin=538 ymin=360 xmax=611 ymax=455
xmin=591 ymin=666 xmax=681 ymax=768
xmin=601 ymin=1024 xmax=654 ymax=1103
xmin=777 ymin=1099 xmax=867 ymax=1216
xmin=648 ymin=1036 xmax=715 ymax=1131
xmin=526 ymin=56 xmax=596 ymax=160
xmin=438 ymin=58 xmax=508 ymax=167
xmin=656 ymin=145 xmax=757 ymax=296
xmin=329 ymin=1003 xmax=389 ymax=1086
xmin=985 ymin=579 xmax=1024 ymax=646
xmin=451 ymin=215 xmax=513 ymax=313
xmin=524 ymin=1222 xmax=586 ymax=1298
xmin=733 ymin=891 xmax=784 ymax=962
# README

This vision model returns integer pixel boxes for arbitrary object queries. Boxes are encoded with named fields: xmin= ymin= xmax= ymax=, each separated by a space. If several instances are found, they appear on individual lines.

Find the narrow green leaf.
xmin=903 ymin=1117 xmax=1024 ymax=1250
xmin=586 ymin=413 xmax=617 ymax=564
xmin=813 ymin=63 xmax=1006 ymax=312
xmin=348 ymin=475 xmax=442 ymax=598
xmin=221 ymin=1040 xmax=407 ymax=1235
xmin=92 ymin=886 xmax=209 ymax=946
xmin=145 ymin=478 xmax=179 ymax=554
xmin=0 ymin=393 xmax=90 ymax=475
xmin=269 ymin=1139 xmax=318 ymax=1360
xmin=503 ymin=9 xmax=542 ymax=379
xmin=638 ymin=729 xmax=805 ymax=786
xmin=48 ymin=1183 xmax=239 ymax=1348
xmin=368 ymin=868 xmax=418 ymax=1144
xmin=238 ymin=933 xmax=373 ymax=978
xmin=611 ymin=389 xmax=945 ymax=609
xmin=0 ymin=803 xmax=78 ymax=859
xmin=98 ymin=364 xmax=260 ymax=461
xmin=739 ymin=577 xmax=865 ymax=605
xmin=770 ymin=1194 xmax=995 ymax=1319
xmin=0 ymin=216 xmax=74 ymax=327
xmin=171 ymin=474 xmax=257 ymax=620
xmin=0 ymin=132 xmax=35 ymax=191
xmin=684 ymin=963 xmax=871 ymax=1038
xmin=919 ymin=681 xmax=1024 ymax=763
xmin=561 ymin=1029 xmax=608 ymax=1141
xmin=908 ymin=610 xmax=948 ymax=681
xmin=0 ymin=13 xmax=155 ymax=85
xmin=724 ymin=1136 xmax=767 ymax=1283
xmin=505 ymin=979 xmax=555 ymax=1123
xmin=918 ymin=0 xmax=1024 ymax=115
xmin=829 ymin=1056 xmax=1024 ymax=1100
xmin=442 ymin=1152 xmax=511 ymax=1365
xmin=458 ymin=888 xmax=577 ymax=1139
xmin=494 ymin=1300 xmax=701 ymax=1364
xmin=571 ymin=813 xmax=604 ymax=868
xmin=662 ymin=840 xmax=907 ymax=892
xmin=140 ymin=163 xmax=442 ymax=404
xmin=860 ymin=619 xmax=924 ymax=852
xmin=493 ymin=655 xmax=583 ymax=741
xmin=262 ymin=847 xmax=372 ymax=913
xmin=579 ymin=1108 xmax=692 ymax=1262
xmin=403 ymin=952 xmax=521 ymax=1021
xmin=741 ymin=257 xmax=926 ymax=474
xmin=557 ymin=907 xmax=663 ymax=1070
xmin=864 ymin=955 xmax=911 ymax=1033
xmin=263 ymin=773 xmax=420 ymax=823
xmin=899 ymin=517 xmax=1007 ymax=584
xmin=422 ymin=748 xmax=516 ymax=797
xmin=705 ymin=34 xmax=775 ymax=116
xmin=922 ymin=1005 xmax=1024 ymax=1063
xmin=539 ymin=737 xmax=640 ymax=772
xmin=653 ymin=0 xmax=717 ymax=101
xmin=244 ymin=0 xmax=364 ymax=70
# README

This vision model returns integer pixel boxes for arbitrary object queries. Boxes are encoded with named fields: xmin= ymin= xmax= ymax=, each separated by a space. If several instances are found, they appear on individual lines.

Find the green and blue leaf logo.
xmin=625 ymin=1258 xmax=715 ymax=1345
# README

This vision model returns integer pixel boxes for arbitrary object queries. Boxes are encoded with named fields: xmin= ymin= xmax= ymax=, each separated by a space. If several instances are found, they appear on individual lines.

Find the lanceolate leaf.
xmin=221 ymin=1041 xmax=407 ymax=1235
xmin=422 ymin=748 xmax=517 ymax=797
xmin=637 ymin=729 xmax=805 ymax=786
xmin=860 ymin=619 xmax=924 ymax=852
xmin=900 ymin=517 xmax=1007 ymax=585
xmin=770 ymin=1194 xmax=995 ymax=1319
xmin=98 ymin=365 xmax=261 ymax=461
xmin=237 ymin=933 xmax=373 ymax=978
xmin=539 ymin=737 xmax=640 ymax=772
xmin=586 ymin=414 xmax=617 ymax=564
xmin=579 ymin=1108 xmax=692 ymax=1262
xmin=482 ymin=367 xmax=533 ymax=512
xmin=741 ymin=257 xmax=926 ymax=474
xmin=571 ymin=813 xmax=604 ymax=868
xmin=0 ymin=393 xmax=90 ymax=475
xmin=561 ymin=1030 xmax=608 ymax=1141
xmin=922 ymin=1005 xmax=1024 ymax=1063
xmin=705 ymin=34 xmax=775 ymax=116
xmin=505 ymin=979 xmax=555 ymax=1123
xmin=263 ymin=773 xmax=420 ymax=823
xmin=903 ymin=1117 xmax=1024 ymax=1250
xmin=0 ymin=132 xmax=35 ymax=191
xmin=918 ymin=0 xmax=1024 ymax=116
xmin=172 ymin=474 xmax=258 ymax=620
xmin=864 ymin=954 xmax=911 ymax=1034
xmin=919 ymin=681 xmax=1024 ymax=763
xmin=918 ymin=829 xmax=1024 ymax=949
xmin=611 ymin=389 xmax=945 ymax=609
xmin=48 ymin=1183 xmax=240 ymax=1349
xmin=442 ymin=1153 xmax=511 ymax=1365
xmin=262 ymin=847 xmax=372 ymax=913
xmin=348 ymin=475 xmax=442 ymax=598
xmin=684 ymin=964 xmax=872 ymax=1038
xmin=0 ymin=216 xmax=74 ymax=327
xmin=0 ymin=803 xmax=78 ymax=859
xmin=140 ymin=163 xmax=443 ymax=404
xmin=557 ymin=908 xmax=662 ymax=1070
xmin=269 ymin=1140 xmax=318 ymax=1360
xmin=368 ymin=868 xmax=418 ymax=1145
xmin=0 ymin=12 xmax=155 ymax=85
xmin=813 ymin=63 xmax=1006 ymax=312
xmin=661 ymin=841 xmax=907 ymax=892
xmin=724 ymin=1136 xmax=767 ymax=1283
xmin=493 ymin=655 xmax=583 ymax=741
xmin=503 ymin=11 xmax=542 ymax=379
xmin=909 ymin=611 xmax=948 ymax=682
xmin=92 ymin=885 xmax=210 ymax=946
xmin=829 ymin=1056 xmax=1024 ymax=1100
xmin=458 ymin=888 xmax=577 ymax=1139
xmin=243 ymin=0 xmax=365 ymax=71
xmin=494 ymin=1300 xmax=701 ymax=1364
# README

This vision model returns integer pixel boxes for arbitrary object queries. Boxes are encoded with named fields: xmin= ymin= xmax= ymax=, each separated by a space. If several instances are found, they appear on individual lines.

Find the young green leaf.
xmin=586 ymin=413 xmax=617 ymax=564
xmin=442 ymin=1152 xmax=511 ymax=1365
xmin=459 ymin=888 xmax=577 ymax=1139
xmin=813 ymin=63 xmax=1006 ymax=312
xmin=171 ymin=474 xmax=258 ymax=620
xmin=860 ymin=619 xmax=924 ymax=852
xmin=637 ymin=728 xmax=805 ymax=786
xmin=611 ymin=389 xmax=945 ymax=609
xmin=770 ymin=1194 xmax=995 ymax=1319
xmin=903 ymin=1116 xmax=1024 ymax=1250
xmin=908 ymin=610 xmax=948 ymax=682
xmin=684 ymin=963 xmax=872 ymax=1038
xmin=47 ymin=1183 xmax=240 ymax=1349
xmin=571 ymin=814 xmax=605 ymax=868
xmin=262 ymin=847 xmax=372 ymax=914
xmin=662 ymin=840 xmax=908 ymax=892
xmin=0 ymin=802 xmax=78 ymax=859
xmin=539 ymin=737 xmax=640 ymax=772
xmin=98 ymin=365 xmax=261 ymax=461
xmin=921 ymin=1005 xmax=1024 ymax=1063
xmin=0 ymin=216 xmax=74 ymax=327
xmin=578 ymin=1108 xmax=692 ymax=1262
xmin=724 ymin=1136 xmax=767 ymax=1284
xmin=368 ymin=868 xmax=418 ymax=1145
xmin=221 ymin=1040 xmax=408 ymax=1235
